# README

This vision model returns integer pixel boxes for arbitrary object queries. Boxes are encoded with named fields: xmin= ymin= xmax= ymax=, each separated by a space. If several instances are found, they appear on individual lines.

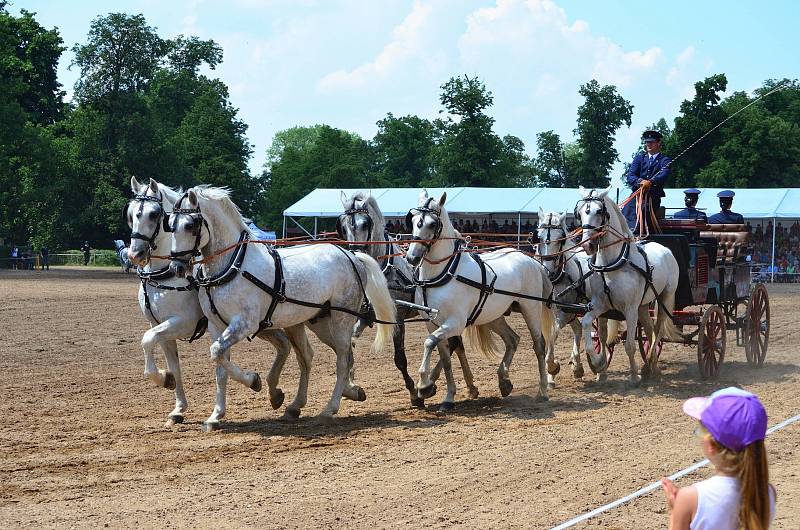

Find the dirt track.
xmin=1 ymin=267 xmax=798 ymax=529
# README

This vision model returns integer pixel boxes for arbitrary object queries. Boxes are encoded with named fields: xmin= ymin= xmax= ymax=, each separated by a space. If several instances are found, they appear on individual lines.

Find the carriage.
xmin=591 ymin=217 xmax=770 ymax=379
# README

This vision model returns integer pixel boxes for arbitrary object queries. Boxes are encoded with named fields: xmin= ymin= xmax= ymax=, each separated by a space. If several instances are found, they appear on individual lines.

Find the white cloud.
xmin=316 ymin=1 xmax=434 ymax=93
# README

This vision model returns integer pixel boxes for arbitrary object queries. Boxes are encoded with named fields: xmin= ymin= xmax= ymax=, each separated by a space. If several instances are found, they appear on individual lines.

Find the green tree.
xmin=574 ymin=79 xmax=633 ymax=187
xmin=371 ymin=113 xmax=435 ymax=187
xmin=433 ymin=75 xmax=519 ymax=187
xmin=664 ymin=74 xmax=728 ymax=187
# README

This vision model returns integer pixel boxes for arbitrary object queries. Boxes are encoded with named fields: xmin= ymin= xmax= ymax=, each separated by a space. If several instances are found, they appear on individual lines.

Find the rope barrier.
xmin=550 ymin=412 xmax=800 ymax=529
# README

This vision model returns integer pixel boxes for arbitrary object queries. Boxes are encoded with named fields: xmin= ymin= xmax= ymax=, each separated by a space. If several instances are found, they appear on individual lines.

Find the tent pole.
xmin=314 ymin=217 xmax=318 ymax=239
xmin=282 ymin=216 xmax=287 ymax=239
xmin=517 ymin=213 xmax=521 ymax=249
xmin=771 ymin=217 xmax=776 ymax=283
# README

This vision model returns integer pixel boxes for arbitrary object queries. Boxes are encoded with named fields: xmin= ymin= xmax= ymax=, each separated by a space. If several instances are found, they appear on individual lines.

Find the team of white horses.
xmin=126 ymin=177 xmax=681 ymax=429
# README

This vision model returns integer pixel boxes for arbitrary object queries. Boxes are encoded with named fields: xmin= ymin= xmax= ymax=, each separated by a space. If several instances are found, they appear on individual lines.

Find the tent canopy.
xmin=284 ymin=187 xmax=800 ymax=219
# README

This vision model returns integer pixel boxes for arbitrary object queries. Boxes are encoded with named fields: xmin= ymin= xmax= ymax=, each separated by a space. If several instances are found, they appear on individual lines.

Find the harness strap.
xmin=414 ymin=240 xmax=463 ymax=307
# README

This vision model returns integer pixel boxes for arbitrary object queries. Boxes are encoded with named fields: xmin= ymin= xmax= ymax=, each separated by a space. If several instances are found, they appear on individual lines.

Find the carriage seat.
xmin=700 ymin=224 xmax=749 ymax=264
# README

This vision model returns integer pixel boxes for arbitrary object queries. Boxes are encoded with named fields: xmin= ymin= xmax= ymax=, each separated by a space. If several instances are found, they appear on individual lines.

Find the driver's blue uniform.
xmin=621 ymin=151 xmax=671 ymax=231
xmin=708 ymin=210 xmax=744 ymax=224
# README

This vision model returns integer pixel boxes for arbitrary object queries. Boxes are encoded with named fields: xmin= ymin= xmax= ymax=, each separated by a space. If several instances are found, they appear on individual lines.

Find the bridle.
xmin=336 ymin=206 xmax=373 ymax=247
xmin=125 ymin=192 xmax=171 ymax=251
xmin=405 ymin=198 xmax=443 ymax=253
xmin=574 ymin=194 xmax=609 ymax=232
xmin=168 ymin=193 xmax=209 ymax=264
xmin=538 ymin=221 xmax=570 ymax=283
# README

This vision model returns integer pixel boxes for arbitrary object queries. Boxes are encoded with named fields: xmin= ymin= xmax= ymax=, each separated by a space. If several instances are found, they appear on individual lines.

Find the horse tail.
xmin=464 ymin=324 xmax=500 ymax=360
xmin=606 ymin=319 xmax=622 ymax=346
xmin=538 ymin=264 xmax=558 ymax=351
xmin=353 ymin=252 xmax=396 ymax=354
xmin=657 ymin=290 xmax=684 ymax=343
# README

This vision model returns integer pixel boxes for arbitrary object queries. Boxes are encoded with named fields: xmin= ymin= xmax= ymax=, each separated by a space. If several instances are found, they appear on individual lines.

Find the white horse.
xmin=168 ymin=186 xmax=396 ymax=425
xmin=337 ymin=191 xmax=479 ymax=406
xmin=574 ymin=186 xmax=681 ymax=385
xmin=405 ymin=190 xmax=556 ymax=409
xmin=126 ymin=177 xmax=294 ymax=426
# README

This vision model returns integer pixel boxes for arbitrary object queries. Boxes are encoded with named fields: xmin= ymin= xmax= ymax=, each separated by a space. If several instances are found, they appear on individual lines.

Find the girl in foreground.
xmin=661 ymin=387 xmax=776 ymax=530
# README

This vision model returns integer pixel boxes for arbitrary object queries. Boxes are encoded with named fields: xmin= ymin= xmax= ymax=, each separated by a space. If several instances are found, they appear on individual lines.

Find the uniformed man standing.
xmin=708 ymin=190 xmax=744 ymax=224
xmin=622 ymin=130 xmax=671 ymax=232
xmin=673 ymin=188 xmax=708 ymax=223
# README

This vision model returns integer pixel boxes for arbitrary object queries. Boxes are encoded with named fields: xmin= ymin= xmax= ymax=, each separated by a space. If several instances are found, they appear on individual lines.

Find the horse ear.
xmin=419 ymin=188 xmax=429 ymax=202
xmin=148 ymin=178 xmax=159 ymax=195
xmin=340 ymin=190 xmax=348 ymax=208
xmin=131 ymin=176 xmax=143 ymax=193
xmin=578 ymin=185 xmax=589 ymax=198
xmin=439 ymin=191 xmax=447 ymax=207
xmin=599 ymin=185 xmax=613 ymax=199
xmin=187 ymin=189 xmax=198 ymax=207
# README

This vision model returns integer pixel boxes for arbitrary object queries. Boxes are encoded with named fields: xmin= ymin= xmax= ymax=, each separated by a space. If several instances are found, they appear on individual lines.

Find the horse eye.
xmin=147 ymin=210 xmax=158 ymax=220
xmin=184 ymin=221 xmax=194 ymax=232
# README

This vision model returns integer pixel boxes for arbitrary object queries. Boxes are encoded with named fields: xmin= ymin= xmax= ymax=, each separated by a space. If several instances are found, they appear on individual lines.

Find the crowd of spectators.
xmin=746 ymin=221 xmax=799 ymax=282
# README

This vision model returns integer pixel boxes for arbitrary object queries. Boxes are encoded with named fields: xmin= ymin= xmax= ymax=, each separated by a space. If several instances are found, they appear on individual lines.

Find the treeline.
xmin=2 ymin=6 xmax=798 ymax=249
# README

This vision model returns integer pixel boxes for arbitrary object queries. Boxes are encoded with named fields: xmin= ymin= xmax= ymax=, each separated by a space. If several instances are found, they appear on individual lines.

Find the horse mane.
xmin=603 ymin=193 xmax=634 ymax=239
xmin=193 ymin=185 xmax=251 ymax=234
xmin=156 ymin=182 xmax=183 ymax=206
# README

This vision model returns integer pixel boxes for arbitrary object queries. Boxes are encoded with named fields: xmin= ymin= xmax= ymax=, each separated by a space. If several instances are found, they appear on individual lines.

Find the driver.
xmin=621 ymin=130 xmax=671 ymax=233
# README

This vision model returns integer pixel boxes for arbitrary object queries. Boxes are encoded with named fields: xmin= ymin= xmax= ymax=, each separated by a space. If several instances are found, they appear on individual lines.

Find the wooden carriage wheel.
xmin=591 ymin=319 xmax=615 ymax=366
xmin=745 ymin=284 xmax=770 ymax=367
xmin=698 ymin=305 xmax=726 ymax=379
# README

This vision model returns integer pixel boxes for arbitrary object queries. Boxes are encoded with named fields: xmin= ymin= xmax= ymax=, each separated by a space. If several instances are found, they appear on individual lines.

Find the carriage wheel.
xmin=698 ymin=306 xmax=726 ymax=379
xmin=637 ymin=324 xmax=664 ymax=363
xmin=590 ymin=319 xmax=614 ymax=366
xmin=745 ymin=284 xmax=770 ymax=367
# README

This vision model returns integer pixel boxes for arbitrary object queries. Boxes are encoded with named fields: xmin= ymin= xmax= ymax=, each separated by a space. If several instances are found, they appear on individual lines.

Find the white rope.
xmin=667 ymin=81 xmax=791 ymax=167
xmin=551 ymin=412 xmax=800 ymax=530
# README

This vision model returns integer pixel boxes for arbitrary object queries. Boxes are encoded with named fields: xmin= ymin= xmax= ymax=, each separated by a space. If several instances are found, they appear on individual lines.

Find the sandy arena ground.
xmin=0 ymin=267 xmax=798 ymax=529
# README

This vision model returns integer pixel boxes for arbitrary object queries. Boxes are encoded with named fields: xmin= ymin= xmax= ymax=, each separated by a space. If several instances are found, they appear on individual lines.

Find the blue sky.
xmin=15 ymin=0 xmax=800 ymax=178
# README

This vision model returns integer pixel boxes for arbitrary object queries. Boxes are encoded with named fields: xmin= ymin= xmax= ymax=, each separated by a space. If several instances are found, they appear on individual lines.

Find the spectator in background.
xmin=10 ymin=245 xmax=19 ymax=269
xmin=40 ymin=245 xmax=49 ymax=270
xmin=81 ymin=241 xmax=91 ymax=266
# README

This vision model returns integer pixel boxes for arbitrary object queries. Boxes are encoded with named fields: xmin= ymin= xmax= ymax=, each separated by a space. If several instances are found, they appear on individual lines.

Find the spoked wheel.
xmin=589 ymin=319 xmax=615 ymax=370
xmin=637 ymin=324 xmax=664 ymax=363
xmin=698 ymin=306 xmax=726 ymax=379
xmin=745 ymin=284 xmax=770 ymax=367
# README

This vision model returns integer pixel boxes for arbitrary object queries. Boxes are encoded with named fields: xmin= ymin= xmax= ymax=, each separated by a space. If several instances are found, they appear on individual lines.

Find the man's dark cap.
xmin=717 ymin=190 xmax=735 ymax=198
xmin=684 ymin=188 xmax=701 ymax=196
xmin=642 ymin=130 xmax=663 ymax=142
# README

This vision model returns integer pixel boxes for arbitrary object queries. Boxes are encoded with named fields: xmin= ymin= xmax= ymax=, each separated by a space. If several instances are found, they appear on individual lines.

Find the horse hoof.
xmin=165 ymin=414 xmax=183 ymax=427
xmin=549 ymin=361 xmax=561 ymax=376
xmin=439 ymin=401 xmax=455 ymax=413
xmin=270 ymin=389 xmax=285 ymax=410
xmin=250 ymin=373 xmax=262 ymax=392
xmin=537 ymin=394 xmax=550 ymax=402
xmin=354 ymin=386 xmax=367 ymax=402
xmin=547 ymin=382 xmax=556 ymax=390
xmin=163 ymin=372 xmax=176 ymax=390
xmin=628 ymin=376 xmax=642 ymax=388
xmin=640 ymin=364 xmax=651 ymax=380
xmin=203 ymin=421 xmax=221 ymax=432
xmin=417 ymin=384 xmax=437 ymax=399
xmin=468 ymin=386 xmax=480 ymax=400
xmin=573 ymin=365 xmax=585 ymax=379
xmin=410 ymin=396 xmax=425 ymax=408
xmin=283 ymin=407 xmax=301 ymax=420
xmin=499 ymin=380 xmax=513 ymax=397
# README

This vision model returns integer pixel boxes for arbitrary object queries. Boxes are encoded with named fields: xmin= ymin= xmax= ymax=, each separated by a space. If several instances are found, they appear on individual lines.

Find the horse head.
xmin=537 ymin=207 xmax=569 ymax=266
xmin=337 ymin=191 xmax=379 ymax=251
xmin=126 ymin=176 xmax=169 ymax=266
xmin=575 ymin=185 xmax=614 ymax=255
xmin=405 ymin=189 xmax=448 ymax=267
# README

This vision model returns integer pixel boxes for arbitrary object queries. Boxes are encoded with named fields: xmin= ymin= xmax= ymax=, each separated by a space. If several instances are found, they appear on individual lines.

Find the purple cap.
xmin=683 ymin=387 xmax=767 ymax=452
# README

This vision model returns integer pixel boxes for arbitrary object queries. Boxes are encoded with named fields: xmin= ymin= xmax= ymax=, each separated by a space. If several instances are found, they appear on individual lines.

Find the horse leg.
xmin=486 ymin=318 xmax=519 ymax=397
xmin=581 ymin=310 xmax=608 ymax=376
xmin=141 ymin=320 xmax=174 ymax=389
xmin=161 ymin=339 xmax=187 ymax=426
xmin=259 ymin=330 xmax=291 ymax=410
xmin=320 ymin=325 xmax=359 ymax=418
xmin=650 ymin=290 xmax=676 ymax=379
xmin=546 ymin=316 xmax=563 ymax=389
xmin=435 ymin=341 xmax=457 ymax=411
xmin=519 ymin=304 xmax=550 ymax=401
xmin=392 ymin=323 xmax=424 ymax=407
xmin=569 ymin=319 xmax=585 ymax=379
xmin=450 ymin=336 xmax=479 ymax=399
xmin=283 ymin=324 xmax=313 ymax=420
xmin=624 ymin=309 xmax=641 ymax=387
xmin=416 ymin=321 xmax=456 ymax=399
xmin=205 ymin=321 xmax=228 ymax=430
xmin=210 ymin=316 xmax=261 ymax=391
xmin=637 ymin=305 xmax=655 ymax=380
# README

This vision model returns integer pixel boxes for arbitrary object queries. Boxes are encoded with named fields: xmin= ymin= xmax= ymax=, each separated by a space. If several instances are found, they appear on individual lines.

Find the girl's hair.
xmin=701 ymin=426 xmax=771 ymax=530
